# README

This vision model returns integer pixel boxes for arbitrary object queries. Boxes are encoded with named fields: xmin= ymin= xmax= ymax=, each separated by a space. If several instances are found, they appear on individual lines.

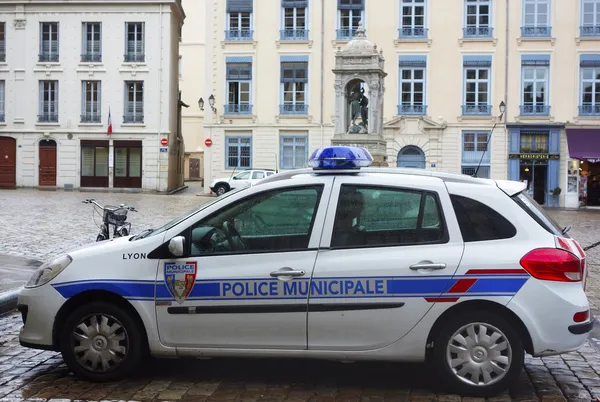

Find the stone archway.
xmin=397 ymin=145 xmax=425 ymax=169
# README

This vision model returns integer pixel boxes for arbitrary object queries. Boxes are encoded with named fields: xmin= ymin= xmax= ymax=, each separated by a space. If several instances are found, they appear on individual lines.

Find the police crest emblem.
xmin=164 ymin=261 xmax=197 ymax=304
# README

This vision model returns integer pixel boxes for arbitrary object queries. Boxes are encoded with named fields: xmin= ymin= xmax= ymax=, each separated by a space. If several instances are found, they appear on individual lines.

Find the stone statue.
xmin=349 ymin=84 xmax=361 ymax=125
xmin=360 ymin=88 xmax=368 ymax=129
xmin=348 ymin=84 xmax=369 ymax=134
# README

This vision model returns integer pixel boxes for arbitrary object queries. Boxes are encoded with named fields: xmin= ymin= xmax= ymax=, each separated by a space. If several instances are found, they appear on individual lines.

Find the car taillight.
xmin=573 ymin=310 xmax=589 ymax=323
xmin=520 ymin=248 xmax=582 ymax=282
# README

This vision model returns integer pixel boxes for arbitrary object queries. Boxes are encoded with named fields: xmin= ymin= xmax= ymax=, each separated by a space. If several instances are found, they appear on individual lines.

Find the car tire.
xmin=96 ymin=234 xmax=107 ymax=242
xmin=215 ymin=184 xmax=228 ymax=196
xmin=59 ymin=301 xmax=145 ymax=382
xmin=431 ymin=310 xmax=524 ymax=397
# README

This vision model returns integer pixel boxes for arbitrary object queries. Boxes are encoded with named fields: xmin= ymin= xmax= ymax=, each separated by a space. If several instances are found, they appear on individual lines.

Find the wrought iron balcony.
xmin=336 ymin=28 xmax=363 ymax=40
xmin=463 ymin=26 xmax=493 ymax=38
xmin=123 ymin=114 xmax=144 ymax=123
xmin=280 ymin=104 xmax=308 ymax=115
xmin=39 ymin=53 xmax=59 ymax=62
xmin=224 ymin=104 xmax=253 ymax=115
xmin=37 ymin=113 xmax=59 ymax=123
xmin=225 ymin=29 xmax=254 ymax=41
xmin=520 ymin=105 xmax=550 ymax=116
xmin=124 ymin=53 xmax=145 ymax=63
xmin=280 ymin=29 xmax=309 ymax=40
xmin=580 ymin=26 xmax=600 ymax=37
xmin=398 ymin=27 xmax=428 ymax=39
xmin=80 ymin=113 xmax=102 ymax=123
xmin=398 ymin=104 xmax=427 ymax=116
xmin=462 ymin=104 xmax=492 ymax=116
xmin=579 ymin=104 xmax=600 ymax=116
xmin=521 ymin=26 xmax=552 ymax=37
xmin=81 ymin=53 xmax=102 ymax=62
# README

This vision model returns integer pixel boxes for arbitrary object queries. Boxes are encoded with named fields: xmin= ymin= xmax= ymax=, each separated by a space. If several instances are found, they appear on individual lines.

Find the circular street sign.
xmin=160 ymin=138 xmax=168 ymax=146
xmin=205 ymin=138 xmax=213 ymax=147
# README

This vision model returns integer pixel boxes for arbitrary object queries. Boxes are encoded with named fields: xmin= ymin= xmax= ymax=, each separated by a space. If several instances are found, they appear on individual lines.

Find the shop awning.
xmin=566 ymin=128 xmax=600 ymax=164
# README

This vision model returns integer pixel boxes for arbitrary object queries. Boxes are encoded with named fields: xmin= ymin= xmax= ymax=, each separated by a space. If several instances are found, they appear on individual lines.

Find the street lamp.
xmin=499 ymin=101 xmax=506 ymax=119
xmin=198 ymin=98 xmax=204 ymax=111
xmin=208 ymin=94 xmax=216 ymax=113
xmin=472 ymin=101 xmax=508 ymax=178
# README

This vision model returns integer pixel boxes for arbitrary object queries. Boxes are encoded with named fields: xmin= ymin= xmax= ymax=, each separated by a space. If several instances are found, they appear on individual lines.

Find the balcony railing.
xmin=337 ymin=28 xmax=363 ymax=40
xmin=81 ymin=53 xmax=102 ymax=62
xmin=398 ymin=104 xmax=427 ymax=116
xmin=224 ymin=104 xmax=253 ymax=115
xmin=38 ymin=113 xmax=59 ymax=123
xmin=462 ymin=104 xmax=492 ymax=116
xmin=463 ymin=26 xmax=493 ymax=38
xmin=39 ymin=53 xmax=59 ymax=62
xmin=124 ymin=53 xmax=145 ymax=63
xmin=280 ymin=104 xmax=308 ymax=115
xmin=123 ymin=114 xmax=144 ymax=123
xmin=225 ymin=29 xmax=254 ymax=41
xmin=521 ymin=26 xmax=552 ymax=37
xmin=398 ymin=27 xmax=428 ymax=39
xmin=579 ymin=105 xmax=600 ymax=116
xmin=580 ymin=26 xmax=600 ymax=37
xmin=462 ymin=151 xmax=490 ymax=165
xmin=520 ymin=105 xmax=551 ymax=116
xmin=280 ymin=29 xmax=309 ymax=40
xmin=80 ymin=113 xmax=102 ymax=123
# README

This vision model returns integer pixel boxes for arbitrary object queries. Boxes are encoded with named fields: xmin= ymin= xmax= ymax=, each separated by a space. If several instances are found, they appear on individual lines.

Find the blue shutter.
xmin=338 ymin=0 xmax=364 ymax=10
xmin=463 ymin=55 xmax=492 ymax=67
xmin=227 ymin=0 xmax=253 ymax=12
xmin=521 ymin=54 xmax=551 ymax=66
xmin=508 ymin=128 xmax=520 ymax=181
xmin=282 ymin=0 xmax=308 ymax=7
xmin=580 ymin=54 xmax=600 ymax=67
xmin=399 ymin=55 xmax=427 ymax=67
xmin=226 ymin=57 xmax=253 ymax=80
xmin=280 ymin=56 xmax=308 ymax=83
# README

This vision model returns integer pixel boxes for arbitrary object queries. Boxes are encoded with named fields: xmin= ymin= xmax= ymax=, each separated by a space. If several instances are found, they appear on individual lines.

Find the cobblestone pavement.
xmin=0 ymin=189 xmax=600 ymax=401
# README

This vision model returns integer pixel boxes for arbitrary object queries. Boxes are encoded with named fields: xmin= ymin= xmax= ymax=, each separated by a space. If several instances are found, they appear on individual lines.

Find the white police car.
xmin=18 ymin=146 xmax=591 ymax=397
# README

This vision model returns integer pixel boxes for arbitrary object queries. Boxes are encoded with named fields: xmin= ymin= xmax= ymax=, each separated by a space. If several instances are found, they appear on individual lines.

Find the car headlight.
xmin=25 ymin=254 xmax=72 ymax=288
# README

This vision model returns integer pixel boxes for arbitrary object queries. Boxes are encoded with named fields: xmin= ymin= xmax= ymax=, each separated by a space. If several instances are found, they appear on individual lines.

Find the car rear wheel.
xmin=215 ymin=184 xmax=228 ymax=196
xmin=432 ymin=311 xmax=524 ymax=397
xmin=59 ymin=301 xmax=144 ymax=382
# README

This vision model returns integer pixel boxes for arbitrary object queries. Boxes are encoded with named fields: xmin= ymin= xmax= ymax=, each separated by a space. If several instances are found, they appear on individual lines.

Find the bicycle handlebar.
xmin=82 ymin=199 xmax=137 ymax=211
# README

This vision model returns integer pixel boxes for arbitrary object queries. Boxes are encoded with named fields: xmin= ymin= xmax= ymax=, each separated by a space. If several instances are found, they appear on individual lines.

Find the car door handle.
xmin=409 ymin=261 xmax=447 ymax=270
xmin=270 ymin=267 xmax=306 ymax=277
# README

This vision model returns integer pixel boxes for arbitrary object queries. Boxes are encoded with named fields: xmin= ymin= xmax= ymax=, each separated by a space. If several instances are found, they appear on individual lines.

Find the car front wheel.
xmin=432 ymin=311 xmax=524 ymax=397
xmin=59 ymin=301 xmax=145 ymax=382
xmin=215 ymin=184 xmax=228 ymax=196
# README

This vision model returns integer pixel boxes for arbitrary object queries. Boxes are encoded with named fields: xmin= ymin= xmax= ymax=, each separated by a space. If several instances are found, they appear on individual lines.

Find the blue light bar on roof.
xmin=308 ymin=146 xmax=373 ymax=170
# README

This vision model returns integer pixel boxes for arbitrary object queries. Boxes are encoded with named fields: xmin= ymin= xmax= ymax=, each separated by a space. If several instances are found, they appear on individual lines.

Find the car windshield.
xmin=132 ymin=186 xmax=248 ymax=240
xmin=512 ymin=190 xmax=567 ymax=237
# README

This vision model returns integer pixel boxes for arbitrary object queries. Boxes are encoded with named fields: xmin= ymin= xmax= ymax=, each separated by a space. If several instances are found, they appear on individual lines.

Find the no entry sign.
xmin=160 ymin=138 xmax=168 ymax=146
xmin=205 ymin=138 xmax=213 ymax=147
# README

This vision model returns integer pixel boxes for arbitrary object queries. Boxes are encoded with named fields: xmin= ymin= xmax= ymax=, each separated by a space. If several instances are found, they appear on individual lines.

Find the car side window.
xmin=234 ymin=172 xmax=251 ymax=180
xmin=252 ymin=172 xmax=265 ymax=179
xmin=450 ymin=194 xmax=517 ymax=242
xmin=330 ymin=185 xmax=447 ymax=249
xmin=189 ymin=185 xmax=324 ymax=256
xmin=266 ymin=172 xmax=275 ymax=176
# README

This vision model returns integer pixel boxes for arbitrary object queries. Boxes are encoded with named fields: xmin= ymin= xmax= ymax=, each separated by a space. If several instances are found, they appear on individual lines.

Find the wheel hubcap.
xmin=71 ymin=314 xmax=129 ymax=373
xmin=446 ymin=322 xmax=512 ymax=386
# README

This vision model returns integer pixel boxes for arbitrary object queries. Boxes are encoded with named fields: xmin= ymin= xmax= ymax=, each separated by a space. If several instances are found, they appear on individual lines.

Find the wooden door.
xmin=189 ymin=158 xmax=200 ymax=179
xmin=39 ymin=140 xmax=57 ymax=186
xmin=0 ymin=137 xmax=16 ymax=188
xmin=113 ymin=140 xmax=142 ymax=188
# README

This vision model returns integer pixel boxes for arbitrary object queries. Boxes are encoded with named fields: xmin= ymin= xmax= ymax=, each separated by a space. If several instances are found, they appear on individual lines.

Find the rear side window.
xmin=512 ymin=191 xmax=565 ymax=237
xmin=450 ymin=195 xmax=517 ymax=242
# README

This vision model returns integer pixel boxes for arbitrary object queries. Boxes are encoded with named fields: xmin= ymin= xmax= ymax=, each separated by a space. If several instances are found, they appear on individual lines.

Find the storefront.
xmin=80 ymin=139 xmax=143 ymax=189
xmin=507 ymin=124 xmax=562 ymax=207
xmin=565 ymin=128 xmax=600 ymax=209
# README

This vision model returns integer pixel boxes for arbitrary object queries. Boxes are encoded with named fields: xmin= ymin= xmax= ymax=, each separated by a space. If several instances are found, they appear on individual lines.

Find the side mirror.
xmin=168 ymin=236 xmax=185 ymax=257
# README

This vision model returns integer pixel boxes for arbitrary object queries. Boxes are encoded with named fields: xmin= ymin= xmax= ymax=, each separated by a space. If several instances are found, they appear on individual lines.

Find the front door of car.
xmin=155 ymin=178 xmax=334 ymax=350
xmin=308 ymin=175 xmax=465 ymax=351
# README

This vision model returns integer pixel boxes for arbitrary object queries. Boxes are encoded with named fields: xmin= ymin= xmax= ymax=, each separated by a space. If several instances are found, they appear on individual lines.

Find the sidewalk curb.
xmin=0 ymin=286 xmax=22 ymax=316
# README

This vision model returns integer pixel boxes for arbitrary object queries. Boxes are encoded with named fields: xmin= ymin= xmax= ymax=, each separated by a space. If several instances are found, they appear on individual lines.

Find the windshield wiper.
xmin=562 ymin=225 xmax=572 ymax=235
xmin=131 ymin=228 xmax=154 ymax=241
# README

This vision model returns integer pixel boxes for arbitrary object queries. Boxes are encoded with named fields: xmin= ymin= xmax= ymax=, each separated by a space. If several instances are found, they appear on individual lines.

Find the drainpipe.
xmin=320 ymin=0 xmax=325 ymax=147
xmin=504 ymin=0 xmax=510 ymax=157
xmin=157 ymin=3 xmax=164 ymax=191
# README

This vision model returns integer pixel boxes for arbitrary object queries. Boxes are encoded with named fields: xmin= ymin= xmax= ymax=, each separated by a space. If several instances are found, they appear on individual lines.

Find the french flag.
xmin=107 ymin=107 xmax=113 ymax=136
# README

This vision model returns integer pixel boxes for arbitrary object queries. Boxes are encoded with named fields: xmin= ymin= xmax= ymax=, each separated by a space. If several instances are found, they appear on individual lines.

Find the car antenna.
xmin=474 ymin=101 xmax=506 ymax=178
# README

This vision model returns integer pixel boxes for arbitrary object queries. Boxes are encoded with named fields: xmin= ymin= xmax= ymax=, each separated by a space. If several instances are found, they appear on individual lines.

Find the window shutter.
xmin=226 ymin=62 xmax=252 ymax=80
xmin=338 ymin=0 xmax=364 ymax=10
xmin=282 ymin=0 xmax=308 ymax=7
xmin=227 ymin=0 xmax=253 ymax=12
xmin=281 ymin=62 xmax=308 ymax=83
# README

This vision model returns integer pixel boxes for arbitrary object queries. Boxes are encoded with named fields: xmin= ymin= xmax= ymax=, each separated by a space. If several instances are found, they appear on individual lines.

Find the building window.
xmin=582 ymin=0 xmax=600 ymax=36
xmin=226 ymin=136 xmax=252 ymax=169
xmin=81 ymin=141 xmax=109 ymax=188
xmin=337 ymin=0 xmax=364 ymax=40
xmin=281 ymin=1 xmax=308 ymax=40
xmin=225 ymin=58 xmax=252 ymax=115
xmin=463 ymin=57 xmax=491 ymax=115
xmin=226 ymin=0 xmax=253 ymax=40
xmin=280 ymin=58 xmax=308 ymax=115
xmin=38 ymin=80 xmax=58 ymax=123
xmin=82 ymin=22 xmax=101 ymax=62
xmin=522 ymin=0 xmax=551 ymax=37
xmin=125 ymin=22 xmax=144 ymax=62
xmin=39 ymin=22 xmax=59 ymax=62
xmin=521 ymin=56 xmax=550 ymax=116
xmin=398 ymin=57 xmax=426 ymax=116
xmin=464 ymin=0 xmax=492 ymax=38
xmin=580 ymin=65 xmax=600 ymax=116
xmin=280 ymin=136 xmax=308 ymax=169
xmin=399 ymin=0 xmax=427 ymax=38
xmin=461 ymin=132 xmax=490 ymax=178
xmin=0 ymin=81 xmax=4 ymax=123
xmin=520 ymin=132 xmax=549 ymax=153
xmin=114 ymin=141 xmax=142 ymax=189
xmin=0 ymin=23 xmax=5 ymax=63
xmin=81 ymin=81 xmax=101 ymax=123
xmin=124 ymin=81 xmax=143 ymax=123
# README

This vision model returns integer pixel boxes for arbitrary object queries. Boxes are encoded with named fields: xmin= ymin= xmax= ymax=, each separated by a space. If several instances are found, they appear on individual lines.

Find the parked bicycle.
xmin=82 ymin=198 xmax=138 ymax=242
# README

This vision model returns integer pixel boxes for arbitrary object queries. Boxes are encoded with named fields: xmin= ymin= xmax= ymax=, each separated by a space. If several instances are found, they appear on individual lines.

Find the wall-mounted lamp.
xmin=208 ymin=94 xmax=217 ymax=113
xmin=499 ymin=101 xmax=506 ymax=119
xmin=198 ymin=98 xmax=204 ymax=111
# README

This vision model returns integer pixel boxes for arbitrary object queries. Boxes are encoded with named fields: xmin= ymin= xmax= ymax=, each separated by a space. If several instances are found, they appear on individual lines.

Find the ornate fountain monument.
xmin=331 ymin=23 xmax=388 ymax=166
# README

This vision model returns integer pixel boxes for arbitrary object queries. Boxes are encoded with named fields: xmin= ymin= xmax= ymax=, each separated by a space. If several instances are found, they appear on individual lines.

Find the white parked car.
xmin=18 ymin=146 xmax=591 ymax=397
xmin=209 ymin=169 xmax=276 ymax=196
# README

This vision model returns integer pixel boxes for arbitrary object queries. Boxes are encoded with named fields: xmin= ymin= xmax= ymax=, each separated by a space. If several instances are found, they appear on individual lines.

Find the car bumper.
xmin=18 ymin=285 xmax=66 ymax=351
